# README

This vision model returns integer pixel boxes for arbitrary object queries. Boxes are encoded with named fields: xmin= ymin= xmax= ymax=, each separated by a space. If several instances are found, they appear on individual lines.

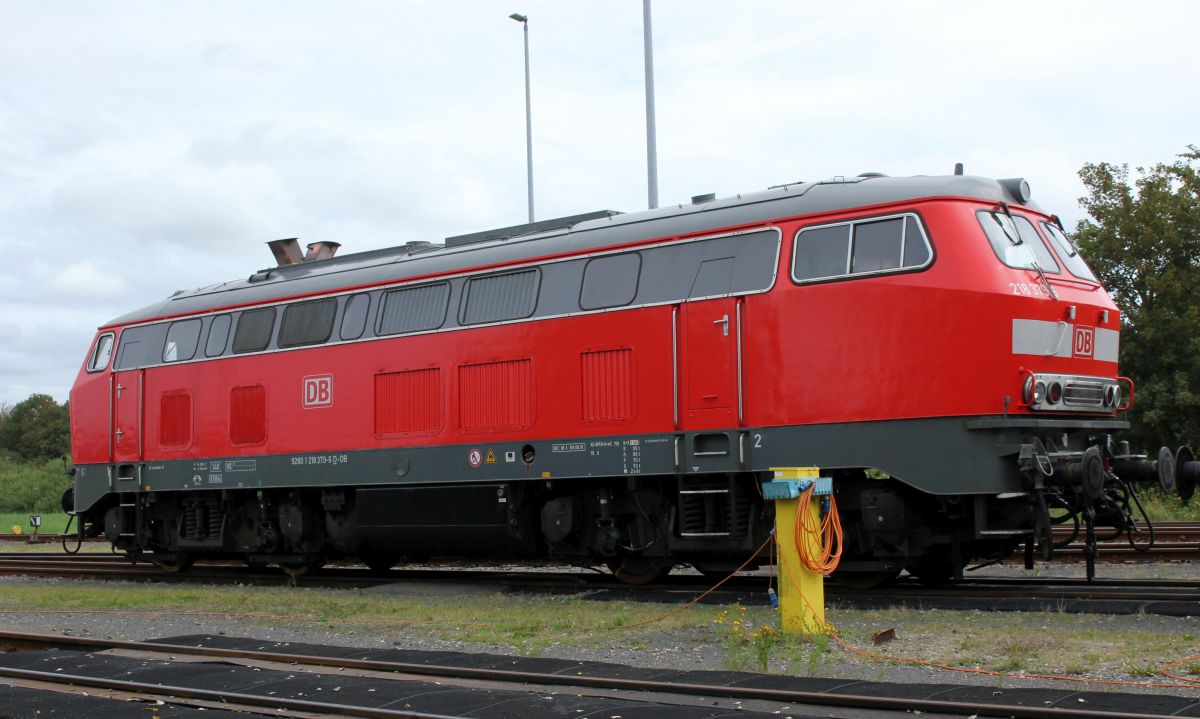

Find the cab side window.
xmin=87 ymin=333 xmax=115 ymax=372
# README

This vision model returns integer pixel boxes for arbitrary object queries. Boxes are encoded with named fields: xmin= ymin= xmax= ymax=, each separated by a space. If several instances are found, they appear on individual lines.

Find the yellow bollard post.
xmin=766 ymin=467 xmax=829 ymax=636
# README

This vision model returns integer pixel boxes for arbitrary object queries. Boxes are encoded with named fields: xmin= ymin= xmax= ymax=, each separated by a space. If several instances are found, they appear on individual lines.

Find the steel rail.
xmin=0 ymin=631 xmax=1185 ymax=719
xmin=1 ymin=521 xmax=1193 ymax=551
xmin=0 ymin=665 xmax=461 ymax=719
xmin=3 ymin=554 xmax=1200 ymax=602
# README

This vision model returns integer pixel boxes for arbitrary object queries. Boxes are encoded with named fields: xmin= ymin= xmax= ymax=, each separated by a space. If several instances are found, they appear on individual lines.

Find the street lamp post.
xmin=510 ymin=12 xmax=534 ymax=223
xmin=643 ymin=0 xmax=659 ymax=210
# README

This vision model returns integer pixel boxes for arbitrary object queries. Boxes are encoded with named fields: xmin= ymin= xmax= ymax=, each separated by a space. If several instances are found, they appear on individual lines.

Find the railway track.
xmin=1 ymin=552 xmax=1197 ymax=616
xmin=4 ymin=520 xmax=1197 ymax=542
xmin=2 ymin=520 xmax=1196 ymax=559
xmin=0 ymin=630 xmax=1194 ymax=719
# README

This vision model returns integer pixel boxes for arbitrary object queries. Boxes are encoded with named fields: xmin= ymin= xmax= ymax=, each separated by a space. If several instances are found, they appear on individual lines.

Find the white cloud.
xmin=0 ymin=0 xmax=1198 ymax=405
xmin=48 ymin=262 xmax=130 ymax=300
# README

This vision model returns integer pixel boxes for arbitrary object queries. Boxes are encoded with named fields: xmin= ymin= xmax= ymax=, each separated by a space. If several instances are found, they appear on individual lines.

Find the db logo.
xmin=303 ymin=374 xmax=333 ymax=408
xmin=1073 ymin=326 xmax=1095 ymax=359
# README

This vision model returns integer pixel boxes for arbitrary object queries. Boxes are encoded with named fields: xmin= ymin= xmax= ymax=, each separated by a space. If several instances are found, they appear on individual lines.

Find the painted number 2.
xmin=753 ymin=433 xmax=763 ymax=448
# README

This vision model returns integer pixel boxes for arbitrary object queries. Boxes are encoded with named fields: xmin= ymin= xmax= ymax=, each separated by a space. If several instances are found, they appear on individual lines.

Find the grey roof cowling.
xmin=104 ymin=174 xmax=1035 ymax=327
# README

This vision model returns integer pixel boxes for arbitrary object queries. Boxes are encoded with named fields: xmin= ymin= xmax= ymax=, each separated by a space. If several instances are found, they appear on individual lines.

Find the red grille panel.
xmin=581 ymin=347 xmax=634 ymax=423
xmin=230 ymin=385 xmax=266 ymax=445
xmin=459 ymin=358 xmax=533 ymax=431
xmin=159 ymin=391 xmax=192 ymax=448
xmin=375 ymin=368 xmax=443 ymax=434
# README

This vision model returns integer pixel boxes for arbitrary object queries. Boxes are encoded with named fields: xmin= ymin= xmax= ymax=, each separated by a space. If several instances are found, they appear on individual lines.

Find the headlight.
xmin=1034 ymin=381 xmax=1046 ymax=404
xmin=1047 ymin=381 xmax=1063 ymax=405
xmin=1022 ymin=375 xmax=1035 ymax=404
xmin=1104 ymin=384 xmax=1120 ymax=407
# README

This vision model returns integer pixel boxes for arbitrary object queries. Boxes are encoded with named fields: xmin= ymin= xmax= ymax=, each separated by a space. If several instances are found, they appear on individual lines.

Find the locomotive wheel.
xmin=360 ymin=550 xmax=400 ymax=573
xmin=905 ymin=557 xmax=954 ymax=586
xmin=607 ymin=558 xmax=673 ymax=585
xmin=279 ymin=557 xmax=324 ymax=578
xmin=832 ymin=569 xmax=900 ymax=590
xmin=152 ymin=553 xmax=194 ymax=574
xmin=692 ymin=562 xmax=751 ymax=583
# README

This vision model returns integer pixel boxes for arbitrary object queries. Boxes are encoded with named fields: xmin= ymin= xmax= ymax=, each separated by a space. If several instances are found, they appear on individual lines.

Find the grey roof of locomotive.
xmin=103 ymin=173 xmax=1037 ymax=328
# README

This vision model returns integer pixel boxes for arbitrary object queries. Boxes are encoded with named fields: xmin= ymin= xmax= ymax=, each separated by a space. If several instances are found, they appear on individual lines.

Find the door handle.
xmin=713 ymin=314 xmax=729 ymax=336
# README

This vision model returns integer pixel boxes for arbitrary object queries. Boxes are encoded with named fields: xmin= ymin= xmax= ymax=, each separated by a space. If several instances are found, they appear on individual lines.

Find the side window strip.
xmin=793 ymin=212 xmax=931 ymax=284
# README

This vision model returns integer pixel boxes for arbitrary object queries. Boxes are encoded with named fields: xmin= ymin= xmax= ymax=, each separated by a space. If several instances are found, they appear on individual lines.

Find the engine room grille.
xmin=159 ymin=391 xmax=192 ymax=448
xmin=580 ymin=347 xmax=634 ymax=423
xmin=375 ymin=368 xmax=442 ymax=434
xmin=230 ymin=385 xmax=267 ymax=445
xmin=459 ymin=358 xmax=533 ymax=431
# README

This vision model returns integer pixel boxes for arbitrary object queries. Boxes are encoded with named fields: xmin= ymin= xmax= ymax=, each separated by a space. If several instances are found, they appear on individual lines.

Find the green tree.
xmin=0 ymin=394 xmax=70 ymax=461
xmin=1074 ymin=147 xmax=1200 ymax=450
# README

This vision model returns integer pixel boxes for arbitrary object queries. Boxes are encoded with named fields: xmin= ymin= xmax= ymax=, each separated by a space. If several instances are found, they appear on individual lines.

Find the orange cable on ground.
xmin=773 ymin=532 xmax=1200 ymax=690
xmin=615 ymin=534 xmax=774 ymax=630
xmin=1161 ymin=653 xmax=1200 ymax=685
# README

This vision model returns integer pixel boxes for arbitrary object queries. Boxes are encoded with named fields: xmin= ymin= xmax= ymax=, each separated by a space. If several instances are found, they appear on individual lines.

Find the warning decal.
xmin=485 ymin=449 xmax=498 ymax=464
xmin=468 ymin=449 xmax=482 ymax=468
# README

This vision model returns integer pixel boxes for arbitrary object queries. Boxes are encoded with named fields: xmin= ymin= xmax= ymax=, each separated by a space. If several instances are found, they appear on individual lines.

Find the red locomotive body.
xmin=67 ymin=173 xmax=1174 ymax=582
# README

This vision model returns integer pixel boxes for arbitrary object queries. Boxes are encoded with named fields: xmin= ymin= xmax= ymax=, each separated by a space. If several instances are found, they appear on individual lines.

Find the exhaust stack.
xmin=304 ymin=241 xmax=341 ymax=262
xmin=267 ymin=238 xmax=304 ymax=267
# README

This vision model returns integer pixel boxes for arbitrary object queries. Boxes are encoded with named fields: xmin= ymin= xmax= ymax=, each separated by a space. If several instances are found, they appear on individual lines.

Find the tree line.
xmin=0 ymin=147 xmax=1196 ymax=512
xmin=0 ymin=394 xmax=70 ymax=513
xmin=1075 ymin=146 xmax=1200 ymax=451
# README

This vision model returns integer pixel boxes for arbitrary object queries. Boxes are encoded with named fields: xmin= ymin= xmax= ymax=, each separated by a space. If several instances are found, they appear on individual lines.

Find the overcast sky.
xmin=1 ymin=1 xmax=1197 ymax=407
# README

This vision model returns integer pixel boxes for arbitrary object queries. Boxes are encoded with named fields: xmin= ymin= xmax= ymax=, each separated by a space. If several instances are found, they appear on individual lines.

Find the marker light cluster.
xmin=1022 ymin=372 xmax=1120 ymax=412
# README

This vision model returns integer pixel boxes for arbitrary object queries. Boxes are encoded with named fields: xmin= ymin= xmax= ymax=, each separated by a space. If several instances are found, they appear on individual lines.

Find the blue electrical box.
xmin=761 ymin=476 xmax=832 ymax=499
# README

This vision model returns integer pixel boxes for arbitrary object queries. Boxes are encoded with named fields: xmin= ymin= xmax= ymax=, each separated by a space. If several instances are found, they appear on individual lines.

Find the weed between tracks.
xmin=1135 ymin=487 xmax=1200 ymax=522
xmin=0 ymin=581 xmax=1196 ymax=685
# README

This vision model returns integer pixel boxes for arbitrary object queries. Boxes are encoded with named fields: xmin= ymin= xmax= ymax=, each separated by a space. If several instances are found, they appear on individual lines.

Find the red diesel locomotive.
xmin=66 ymin=172 xmax=1192 ymax=583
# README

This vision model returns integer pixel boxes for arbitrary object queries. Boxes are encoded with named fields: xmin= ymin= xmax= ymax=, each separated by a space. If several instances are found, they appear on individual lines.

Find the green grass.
xmin=1135 ymin=487 xmax=1200 ymax=521
xmin=0 ymin=456 xmax=70 ymax=513
xmin=0 ymin=583 xmax=721 ymax=654
xmin=0 ymin=583 xmax=1195 ymax=684
xmin=0 ymin=511 xmax=70 ymax=534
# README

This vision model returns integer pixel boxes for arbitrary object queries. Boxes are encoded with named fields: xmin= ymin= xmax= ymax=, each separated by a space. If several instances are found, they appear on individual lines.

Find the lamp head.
xmin=509 ymin=13 xmax=527 ymax=23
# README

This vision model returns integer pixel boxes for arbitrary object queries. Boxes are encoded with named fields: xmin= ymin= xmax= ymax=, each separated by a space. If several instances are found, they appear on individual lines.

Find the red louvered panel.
xmin=581 ymin=347 xmax=635 ymax=424
xmin=375 ymin=368 xmax=443 ymax=434
xmin=230 ymin=385 xmax=267 ymax=446
xmin=159 ymin=391 xmax=192 ymax=448
xmin=459 ymin=358 xmax=533 ymax=431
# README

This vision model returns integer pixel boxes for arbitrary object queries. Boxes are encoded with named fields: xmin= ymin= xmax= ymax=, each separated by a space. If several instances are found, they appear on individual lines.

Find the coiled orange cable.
xmin=793 ymin=486 xmax=842 ymax=574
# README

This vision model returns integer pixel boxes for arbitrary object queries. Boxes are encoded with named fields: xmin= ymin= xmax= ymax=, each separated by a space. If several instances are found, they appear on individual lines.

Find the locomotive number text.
xmin=1009 ymin=282 xmax=1052 ymax=298
xmin=290 ymin=453 xmax=350 ymax=466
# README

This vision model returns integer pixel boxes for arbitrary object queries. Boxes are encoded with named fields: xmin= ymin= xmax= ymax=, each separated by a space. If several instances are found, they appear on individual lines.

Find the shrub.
xmin=0 ymin=456 xmax=70 ymax=513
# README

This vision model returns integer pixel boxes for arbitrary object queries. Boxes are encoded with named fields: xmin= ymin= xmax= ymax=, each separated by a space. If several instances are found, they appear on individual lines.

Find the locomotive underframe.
xmin=69 ymin=413 xmax=1164 ymax=583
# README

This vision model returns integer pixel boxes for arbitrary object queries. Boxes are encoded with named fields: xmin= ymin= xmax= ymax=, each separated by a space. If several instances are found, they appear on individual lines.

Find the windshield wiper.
xmin=993 ymin=202 xmax=1022 ymax=245
xmin=996 ymin=203 xmax=1057 ymax=301
xmin=1030 ymin=259 xmax=1058 ymax=300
